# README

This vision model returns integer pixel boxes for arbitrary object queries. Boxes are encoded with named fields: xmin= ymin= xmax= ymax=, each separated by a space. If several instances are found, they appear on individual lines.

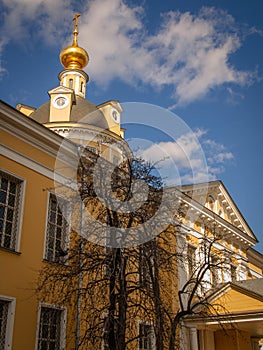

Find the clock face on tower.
xmin=110 ymin=108 xmax=120 ymax=123
xmin=53 ymin=95 xmax=69 ymax=109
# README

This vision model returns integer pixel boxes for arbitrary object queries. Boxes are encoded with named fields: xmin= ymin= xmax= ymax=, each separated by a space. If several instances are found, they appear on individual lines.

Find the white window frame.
xmin=35 ymin=302 xmax=67 ymax=350
xmin=138 ymin=320 xmax=155 ymax=350
xmin=43 ymin=192 xmax=70 ymax=263
xmin=0 ymin=295 xmax=16 ymax=350
xmin=0 ymin=169 xmax=25 ymax=252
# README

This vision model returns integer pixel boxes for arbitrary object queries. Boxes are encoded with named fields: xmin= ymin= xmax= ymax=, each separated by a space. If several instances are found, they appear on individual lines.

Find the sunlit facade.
xmin=1 ymin=15 xmax=263 ymax=350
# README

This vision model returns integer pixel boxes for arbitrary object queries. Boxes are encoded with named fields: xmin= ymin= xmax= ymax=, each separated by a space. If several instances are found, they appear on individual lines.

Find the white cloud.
xmin=0 ymin=0 xmax=257 ymax=106
xmin=0 ymin=39 xmax=7 ymax=78
xmin=1 ymin=0 xmax=72 ymax=44
xmin=78 ymin=0 xmax=144 ymax=85
xmin=0 ymin=0 xmax=73 ymax=77
xmin=78 ymin=3 xmax=254 ymax=105
xmin=203 ymin=137 xmax=234 ymax=166
xmin=135 ymin=129 xmax=234 ymax=186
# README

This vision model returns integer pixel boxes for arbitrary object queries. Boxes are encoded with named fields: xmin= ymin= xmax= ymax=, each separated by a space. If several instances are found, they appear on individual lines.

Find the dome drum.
xmin=58 ymin=69 xmax=89 ymax=83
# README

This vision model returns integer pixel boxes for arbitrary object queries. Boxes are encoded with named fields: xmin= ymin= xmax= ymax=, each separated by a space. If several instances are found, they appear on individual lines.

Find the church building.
xmin=0 ymin=14 xmax=263 ymax=350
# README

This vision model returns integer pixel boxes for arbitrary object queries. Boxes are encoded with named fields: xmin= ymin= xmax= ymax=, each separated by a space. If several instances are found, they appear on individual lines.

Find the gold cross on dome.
xmin=72 ymin=13 xmax=80 ymax=32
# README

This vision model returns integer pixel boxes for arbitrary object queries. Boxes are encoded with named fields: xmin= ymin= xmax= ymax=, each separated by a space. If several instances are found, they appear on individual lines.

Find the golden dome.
xmin=60 ymin=14 xmax=89 ymax=70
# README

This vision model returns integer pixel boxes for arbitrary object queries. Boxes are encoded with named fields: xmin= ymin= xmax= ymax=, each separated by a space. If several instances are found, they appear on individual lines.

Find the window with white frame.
xmin=0 ymin=296 xmax=16 ymax=350
xmin=139 ymin=323 xmax=155 ymax=350
xmin=45 ymin=194 xmax=69 ymax=262
xmin=37 ymin=306 xmax=65 ymax=350
xmin=0 ymin=171 xmax=23 ymax=251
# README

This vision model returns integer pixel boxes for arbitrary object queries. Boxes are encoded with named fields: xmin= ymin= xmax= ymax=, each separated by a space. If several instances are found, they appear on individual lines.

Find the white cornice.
xmin=191 ymin=202 xmax=253 ymax=245
xmin=218 ymin=182 xmax=255 ymax=239
xmin=177 ymin=181 xmax=257 ymax=243
xmin=1 ymin=143 xmax=53 ymax=179
xmin=45 ymin=123 xmax=124 ymax=142
xmin=174 ymin=190 xmax=257 ymax=247
xmin=0 ymin=101 xmax=78 ymax=162
xmin=184 ymin=311 xmax=263 ymax=327
xmin=1 ymin=143 xmax=77 ymax=195
xmin=248 ymin=269 xmax=263 ymax=279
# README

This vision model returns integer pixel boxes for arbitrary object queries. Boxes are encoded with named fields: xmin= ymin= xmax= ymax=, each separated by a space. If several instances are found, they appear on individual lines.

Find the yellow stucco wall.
xmin=0 ymin=129 xmax=56 ymax=170
xmin=0 ymin=154 xmax=54 ymax=349
xmin=214 ymin=329 xmax=251 ymax=350
xmin=1 ymin=107 xmax=263 ymax=349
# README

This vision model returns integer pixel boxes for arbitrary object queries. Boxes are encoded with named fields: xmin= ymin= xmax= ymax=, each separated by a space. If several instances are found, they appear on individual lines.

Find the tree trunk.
xmin=152 ymin=243 xmax=164 ymax=350
xmin=118 ymin=253 xmax=127 ymax=350
xmin=108 ymin=248 xmax=117 ymax=350
xmin=169 ymin=319 xmax=179 ymax=350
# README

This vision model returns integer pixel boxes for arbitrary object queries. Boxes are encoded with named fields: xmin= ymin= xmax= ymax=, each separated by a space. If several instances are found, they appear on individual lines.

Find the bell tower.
xmin=58 ymin=14 xmax=89 ymax=99
xmin=49 ymin=14 xmax=89 ymax=122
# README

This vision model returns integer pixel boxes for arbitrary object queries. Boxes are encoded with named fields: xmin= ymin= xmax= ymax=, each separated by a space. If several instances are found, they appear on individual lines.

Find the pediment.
xmin=48 ymin=86 xmax=74 ymax=96
xmin=179 ymin=180 xmax=256 ymax=241
xmin=208 ymin=279 xmax=263 ymax=308
xmin=184 ymin=280 xmax=263 ymax=336
xmin=97 ymin=100 xmax=123 ymax=113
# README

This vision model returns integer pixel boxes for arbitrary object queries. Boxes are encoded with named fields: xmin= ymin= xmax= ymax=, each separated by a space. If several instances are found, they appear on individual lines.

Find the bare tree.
xmin=36 ymin=146 xmax=232 ymax=350
xmin=139 ymin=218 xmax=234 ymax=350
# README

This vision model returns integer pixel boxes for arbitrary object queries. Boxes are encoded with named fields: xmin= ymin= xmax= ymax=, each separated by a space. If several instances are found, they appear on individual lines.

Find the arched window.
xmin=69 ymin=79 xmax=73 ymax=89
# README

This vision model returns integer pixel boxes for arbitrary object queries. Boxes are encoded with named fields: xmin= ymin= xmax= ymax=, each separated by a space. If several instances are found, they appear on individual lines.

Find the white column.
xmin=179 ymin=323 xmax=189 ymax=350
xmin=189 ymin=327 xmax=199 ymax=350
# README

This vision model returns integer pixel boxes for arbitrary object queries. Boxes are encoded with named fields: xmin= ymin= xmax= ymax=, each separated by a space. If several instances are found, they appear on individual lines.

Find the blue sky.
xmin=0 ymin=0 xmax=263 ymax=252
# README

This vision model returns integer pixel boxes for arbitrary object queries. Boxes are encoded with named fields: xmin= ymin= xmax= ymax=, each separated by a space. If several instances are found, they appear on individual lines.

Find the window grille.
xmin=0 ymin=300 xmax=8 ymax=349
xmin=38 ymin=307 xmax=62 ymax=350
xmin=45 ymin=194 xmax=69 ymax=262
xmin=0 ymin=171 xmax=22 ymax=250
xmin=139 ymin=323 xmax=155 ymax=350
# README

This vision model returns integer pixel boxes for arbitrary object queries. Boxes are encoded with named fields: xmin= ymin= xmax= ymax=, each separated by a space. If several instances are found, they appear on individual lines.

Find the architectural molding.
xmin=0 ymin=101 xmax=78 ymax=161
